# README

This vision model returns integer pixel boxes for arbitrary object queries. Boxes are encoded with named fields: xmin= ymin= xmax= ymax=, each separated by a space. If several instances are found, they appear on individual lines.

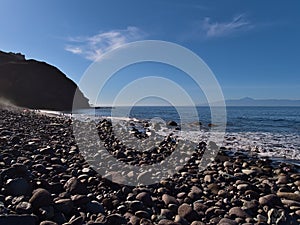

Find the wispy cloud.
xmin=188 ymin=14 xmax=255 ymax=39
xmin=201 ymin=14 xmax=254 ymax=38
xmin=65 ymin=26 xmax=145 ymax=61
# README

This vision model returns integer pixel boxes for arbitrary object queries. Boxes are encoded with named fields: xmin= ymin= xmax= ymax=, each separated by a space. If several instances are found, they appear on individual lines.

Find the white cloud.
xmin=65 ymin=46 xmax=82 ymax=54
xmin=65 ymin=26 xmax=145 ymax=61
xmin=201 ymin=14 xmax=253 ymax=38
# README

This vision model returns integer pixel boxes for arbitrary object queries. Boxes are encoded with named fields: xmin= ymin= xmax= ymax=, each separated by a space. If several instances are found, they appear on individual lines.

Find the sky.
xmin=0 ymin=0 xmax=299 ymax=106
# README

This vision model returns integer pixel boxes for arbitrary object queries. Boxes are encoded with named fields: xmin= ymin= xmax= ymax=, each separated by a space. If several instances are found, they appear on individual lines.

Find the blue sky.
xmin=0 ymin=0 xmax=299 ymax=105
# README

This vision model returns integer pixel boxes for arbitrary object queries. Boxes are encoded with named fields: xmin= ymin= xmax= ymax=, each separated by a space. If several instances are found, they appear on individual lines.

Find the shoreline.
xmin=62 ymin=107 xmax=300 ymax=161
xmin=0 ymin=106 xmax=300 ymax=224
xmin=28 ymin=107 xmax=300 ymax=164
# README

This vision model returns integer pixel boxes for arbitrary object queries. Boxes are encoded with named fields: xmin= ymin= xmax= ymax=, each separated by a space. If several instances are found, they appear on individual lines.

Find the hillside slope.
xmin=0 ymin=50 xmax=89 ymax=111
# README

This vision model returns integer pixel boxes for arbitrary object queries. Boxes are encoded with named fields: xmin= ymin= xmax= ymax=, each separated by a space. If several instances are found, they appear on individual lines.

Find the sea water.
xmin=77 ymin=106 xmax=300 ymax=160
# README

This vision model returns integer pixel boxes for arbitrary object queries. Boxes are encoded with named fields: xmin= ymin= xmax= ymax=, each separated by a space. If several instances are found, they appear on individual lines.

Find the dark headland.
xmin=0 ymin=50 xmax=89 ymax=111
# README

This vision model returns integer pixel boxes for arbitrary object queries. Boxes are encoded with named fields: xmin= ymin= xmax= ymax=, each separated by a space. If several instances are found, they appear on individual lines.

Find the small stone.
xmin=15 ymin=201 xmax=32 ymax=214
xmin=129 ymin=215 xmax=140 ymax=225
xmin=102 ymin=197 xmax=113 ymax=209
xmin=6 ymin=178 xmax=32 ymax=196
xmin=135 ymin=210 xmax=150 ymax=219
xmin=158 ymin=219 xmax=181 ymax=224
xmin=39 ymin=147 xmax=54 ymax=155
xmin=241 ymin=169 xmax=255 ymax=175
xmin=116 ymin=205 xmax=126 ymax=214
xmin=136 ymin=192 xmax=152 ymax=206
xmin=64 ymin=177 xmax=88 ymax=195
xmin=174 ymin=215 xmax=189 ymax=225
xmin=223 ymin=161 xmax=233 ymax=167
xmin=54 ymin=199 xmax=73 ymax=215
xmin=245 ymin=217 xmax=254 ymax=223
xmin=193 ymin=201 xmax=208 ymax=214
xmin=162 ymin=194 xmax=178 ymax=206
xmin=191 ymin=221 xmax=205 ymax=225
xmin=237 ymin=183 xmax=249 ymax=191
xmin=218 ymin=218 xmax=238 ymax=225
xmin=229 ymin=207 xmax=249 ymax=218
xmin=177 ymin=192 xmax=186 ymax=199
xmin=71 ymin=194 xmax=90 ymax=205
xmin=160 ymin=208 xmax=173 ymax=219
xmin=207 ymin=183 xmax=219 ymax=195
xmin=277 ymin=192 xmax=300 ymax=202
xmin=129 ymin=200 xmax=144 ymax=212
xmin=245 ymin=190 xmax=259 ymax=199
xmin=106 ymin=214 xmax=127 ymax=225
xmin=32 ymin=164 xmax=47 ymax=173
xmin=267 ymin=208 xmax=286 ymax=224
xmin=168 ymin=203 xmax=178 ymax=213
xmin=40 ymin=221 xmax=58 ymax=225
xmin=243 ymin=200 xmax=258 ymax=212
xmin=259 ymin=194 xmax=281 ymax=206
xmin=86 ymin=200 xmax=104 ymax=214
xmin=40 ymin=206 xmax=54 ymax=220
xmin=218 ymin=190 xmax=228 ymax=197
xmin=188 ymin=186 xmax=202 ymax=200
xmin=67 ymin=216 xmax=83 ymax=225
xmin=204 ymin=175 xmax=213 ymax=183
xmin=178 ymin=203 xmax=199 ymax=222
xmin=95 ymin=214 xmax=107 ymax=223
xmin=167 ymin=121 xmax=178 ymax=126
xmin=82 ymin=168 xmax=90 ymax=173
xmin=190 ymin=178 xmax=199 ymax=183
xmin=29 ymin=188 xmax=52 ymax=209
xmin=281 ymin=199 xmax=300 ymax=207
xmin=205 ymin=206 xmax=220 ymax=217
xmin=277 ymin=175 xmax=288 ymax=184
xmin=257 ymin=214 xmax=267 ymax=223
xmin=140 ymin=218 xmax=153 ymax=225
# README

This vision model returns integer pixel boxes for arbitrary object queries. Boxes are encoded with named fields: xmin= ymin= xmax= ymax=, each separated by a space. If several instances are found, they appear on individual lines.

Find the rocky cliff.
xmin=0 ymin=50 xmax=90 ymax=111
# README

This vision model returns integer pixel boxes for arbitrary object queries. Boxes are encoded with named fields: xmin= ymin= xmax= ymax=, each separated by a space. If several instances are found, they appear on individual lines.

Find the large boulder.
xmin=0 ymin=50 xmax=89 ymax=111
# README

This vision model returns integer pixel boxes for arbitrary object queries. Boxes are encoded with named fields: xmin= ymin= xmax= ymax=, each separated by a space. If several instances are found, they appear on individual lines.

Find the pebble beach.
xmin=0 ymin=106 xmax=300 ymax=225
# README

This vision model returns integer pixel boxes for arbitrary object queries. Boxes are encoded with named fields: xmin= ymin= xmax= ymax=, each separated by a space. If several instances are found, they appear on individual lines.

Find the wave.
xmin=72 ymin=113 xmax=300 ymax=161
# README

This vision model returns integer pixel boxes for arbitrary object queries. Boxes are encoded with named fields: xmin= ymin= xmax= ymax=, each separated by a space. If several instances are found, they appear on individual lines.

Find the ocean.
xmin=75 ymin=106 xmax=300 ymax=160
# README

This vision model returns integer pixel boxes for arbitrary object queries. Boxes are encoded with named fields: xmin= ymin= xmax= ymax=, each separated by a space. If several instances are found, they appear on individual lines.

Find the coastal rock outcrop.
xmin=0 ymin=50 xmax=89 ymax=110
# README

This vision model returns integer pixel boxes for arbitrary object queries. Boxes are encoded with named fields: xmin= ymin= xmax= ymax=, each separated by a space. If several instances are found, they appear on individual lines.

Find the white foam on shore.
xmin=108 ymin=116 xmax=139 ymax=122
xmin=176 ymin=129 xmax=300 ymax=160
xmin=224 ymin=132 xmax=300 ymax=160
xmin=38 ymin=110 xmax=72 ymax=117
xmin=39 ymin=110 xmax=61 ymax=115
xmin=73 ymin=113 xmax=300 ymax=161
xmin=140 ymin=120 xmax=300 ymax=160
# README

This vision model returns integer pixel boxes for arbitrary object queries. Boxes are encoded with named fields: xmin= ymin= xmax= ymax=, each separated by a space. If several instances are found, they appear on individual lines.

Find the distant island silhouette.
xmin=201 ymin=97 xmax=300 ymax=107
